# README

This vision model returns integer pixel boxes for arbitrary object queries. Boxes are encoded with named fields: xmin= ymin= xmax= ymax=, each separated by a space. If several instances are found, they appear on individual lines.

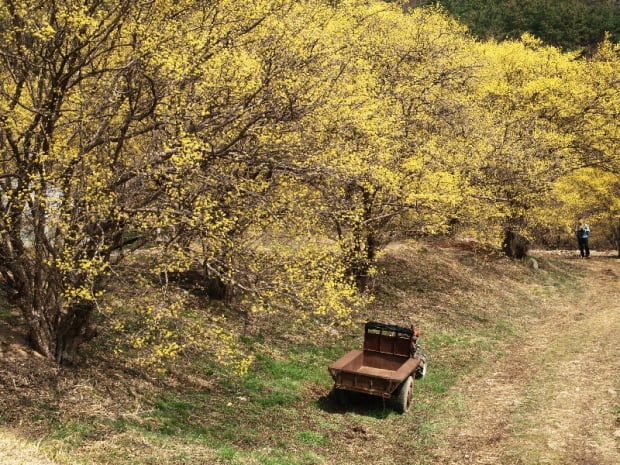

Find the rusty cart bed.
xmin=328 ymin=321 xmax=427 ymax=413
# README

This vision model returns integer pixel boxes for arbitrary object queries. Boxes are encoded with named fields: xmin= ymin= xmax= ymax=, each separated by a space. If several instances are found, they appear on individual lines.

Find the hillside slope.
xmin=0 ymin=242 xmax=618 ymax=465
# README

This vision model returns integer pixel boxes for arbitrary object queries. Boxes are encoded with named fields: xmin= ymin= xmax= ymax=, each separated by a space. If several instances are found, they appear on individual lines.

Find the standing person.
xmin=574 ymin=218 xmax=591 ymax=258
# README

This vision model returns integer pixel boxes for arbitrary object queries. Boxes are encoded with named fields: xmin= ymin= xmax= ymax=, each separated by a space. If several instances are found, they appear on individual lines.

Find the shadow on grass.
xmin=316 ymin=390 xmax=393 ymax=419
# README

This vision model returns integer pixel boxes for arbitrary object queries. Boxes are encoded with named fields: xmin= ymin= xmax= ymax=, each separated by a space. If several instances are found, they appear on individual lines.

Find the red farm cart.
xmin=328 ymin=321 xmax=427 ymax=413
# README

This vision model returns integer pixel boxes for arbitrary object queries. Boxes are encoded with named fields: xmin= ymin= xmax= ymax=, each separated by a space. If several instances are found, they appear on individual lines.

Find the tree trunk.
xmin=23 ymin=306 xmax=55 ymax=359
xmin=502 ymin=228 xmax=529 ymax=259
xmin=22 ymin=298 xmax=96 ymax=365
xmin=617 ymin=218 xmax=619 ymax=258
xmin=55 ymin=302 xmax=97 ymax=364
xmin=345 ymin=231 xmax=378 ymax=290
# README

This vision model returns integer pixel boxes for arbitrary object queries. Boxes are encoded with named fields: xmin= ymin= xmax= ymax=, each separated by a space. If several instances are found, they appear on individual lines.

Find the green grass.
xmin=48 ymin=421 xmax=94 ymax=449
xmin=147 ymin=396 xmax=204 ymax=436
xmin=88 ymin=342 xmax=347 ymax=464
xmin=215 ymin=444 xmax=240 ymax=463
xmin=237 ymin=347 xmax=333 ymax=407
xmin=297 ymin=430 xmax=327 ymax=446
xmin=547 ymin=269 xmax=577 ymax=289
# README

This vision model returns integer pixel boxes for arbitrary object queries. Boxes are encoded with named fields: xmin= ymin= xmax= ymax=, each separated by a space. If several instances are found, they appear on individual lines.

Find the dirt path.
xmin=432 ymin=253 xmax=620 ymax=465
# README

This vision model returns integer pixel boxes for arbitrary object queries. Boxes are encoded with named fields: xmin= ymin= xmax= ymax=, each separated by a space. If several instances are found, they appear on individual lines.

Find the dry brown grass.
xmin=0 ymin=431 xmax=57 ymax=465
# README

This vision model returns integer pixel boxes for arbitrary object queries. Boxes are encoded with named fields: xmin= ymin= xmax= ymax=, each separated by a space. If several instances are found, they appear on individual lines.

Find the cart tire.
xmin=394 ymin=376 xmax=414 ymax=413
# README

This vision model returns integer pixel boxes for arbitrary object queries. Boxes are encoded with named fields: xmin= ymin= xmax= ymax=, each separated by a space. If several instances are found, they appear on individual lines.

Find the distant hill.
xmin=408 ymin=0 xmax=620 ymax=51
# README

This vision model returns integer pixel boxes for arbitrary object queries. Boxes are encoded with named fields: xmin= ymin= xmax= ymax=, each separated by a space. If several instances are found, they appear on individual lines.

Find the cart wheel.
xmin=394 ymin=376 xmax=414 ymax=414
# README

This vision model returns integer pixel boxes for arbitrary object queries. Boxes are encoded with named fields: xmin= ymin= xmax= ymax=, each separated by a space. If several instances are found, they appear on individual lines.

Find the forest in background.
xmin=0 ymin=0 xmax=619 ymax=376
xmin=413 ymin=0 xmax=620 ymax=51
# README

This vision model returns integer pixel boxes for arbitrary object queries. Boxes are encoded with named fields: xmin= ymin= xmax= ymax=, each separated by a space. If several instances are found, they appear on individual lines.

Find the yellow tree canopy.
xmin=1 ymin=0 xmax=618 ymax=372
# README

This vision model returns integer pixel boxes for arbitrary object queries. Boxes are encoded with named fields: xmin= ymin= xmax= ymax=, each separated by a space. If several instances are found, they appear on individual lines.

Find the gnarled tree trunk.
xmin=502 ymin=228 xmax=530 ymax=259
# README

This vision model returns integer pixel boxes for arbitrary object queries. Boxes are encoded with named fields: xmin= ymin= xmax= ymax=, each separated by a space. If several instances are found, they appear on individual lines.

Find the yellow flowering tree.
xmin=290 ymin=4 xmax=480 ymax=286
xmin=0 ymin=0 xmax=309 ymax=365
xmin=2 ymin=0 xmax=619 ymax=372
xmin=0 ymin=0 xmax=369 ymax=366
xmin=535 ymin=37 xmax=620 ymax=245
xmin=0 ymin=0 xmax=161 ymax=362
xmin=457 ymin=34 xmax=587 ymax=256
